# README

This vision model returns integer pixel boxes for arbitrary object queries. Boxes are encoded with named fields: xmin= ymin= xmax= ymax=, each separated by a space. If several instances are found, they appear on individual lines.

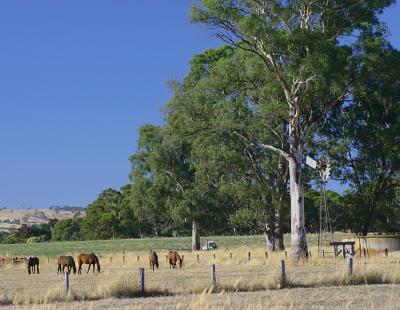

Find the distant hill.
xmin=0 ymin=207 xmax=85 ymax=233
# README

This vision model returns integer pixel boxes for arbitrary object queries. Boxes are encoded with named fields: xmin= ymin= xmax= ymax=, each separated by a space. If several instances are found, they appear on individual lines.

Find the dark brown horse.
xmin=77 ymin=253 xmax=100 ymax=274
xmin=26 ymin=257 xmax=39 ymax=274
xmin=148 ymin=250 xmax=159 ymax=270
xmin=168 ymin=251 xmax=183 ymax=268
xmin=57 ymin=256 xmax=76 ymax=274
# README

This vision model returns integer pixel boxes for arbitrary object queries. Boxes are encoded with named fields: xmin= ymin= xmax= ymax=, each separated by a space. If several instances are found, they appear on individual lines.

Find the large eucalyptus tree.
xmin=191 ymin=0 xmax=393 ymax=258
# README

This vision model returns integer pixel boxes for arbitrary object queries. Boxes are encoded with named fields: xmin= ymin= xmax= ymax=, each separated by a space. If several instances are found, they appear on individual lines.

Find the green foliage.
xmin=51 ymin=214 xmax=84 ymax=241
xmin=83 ymin=189 xmax=127 ymax=239
xmin=322 ymin=36 xmax=400 ymax=235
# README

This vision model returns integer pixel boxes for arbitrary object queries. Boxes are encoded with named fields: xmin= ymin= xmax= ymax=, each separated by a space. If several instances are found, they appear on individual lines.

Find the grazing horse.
xmin=57 ymin=256 xmax=76 ymax=275
xmin=168 ymin=251 xmax=183 ymax=269
xmin=77 ymin=253 xmax=100 ymax=274
xmin=148 ymin=250 xmax=159 ymax=270
xmin=26 ymin=257 xmax=40 ymax=274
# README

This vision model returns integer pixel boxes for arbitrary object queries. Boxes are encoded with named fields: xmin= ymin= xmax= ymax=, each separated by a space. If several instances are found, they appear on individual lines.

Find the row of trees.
xmin=8 ymin=182 xmax=394 ymax=245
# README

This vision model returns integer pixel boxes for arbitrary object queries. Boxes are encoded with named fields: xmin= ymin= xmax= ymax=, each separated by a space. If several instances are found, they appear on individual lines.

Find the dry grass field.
xmin=2 ymin=284 xmax=400 ymax=309
xmin=1 ymin=244 xmax=400 ymax=309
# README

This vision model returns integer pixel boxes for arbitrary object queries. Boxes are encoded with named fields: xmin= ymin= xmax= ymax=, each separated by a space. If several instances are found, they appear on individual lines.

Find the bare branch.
xmin=163 ymin=170 xmax=185 ymax=193
xmin=258 ymin=141 xmax=290 ymax=162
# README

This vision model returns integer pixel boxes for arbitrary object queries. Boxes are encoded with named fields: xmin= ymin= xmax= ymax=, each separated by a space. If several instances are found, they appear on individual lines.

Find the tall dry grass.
xmin=1 ymin=245 xmax=400 ymax=306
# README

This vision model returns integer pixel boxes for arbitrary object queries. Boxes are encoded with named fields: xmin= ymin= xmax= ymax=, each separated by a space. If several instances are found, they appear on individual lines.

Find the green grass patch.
xmin=0 ymin=235 xmax=266 ymax=257
xmin=0 ymin=232 xmax=349 ymax=257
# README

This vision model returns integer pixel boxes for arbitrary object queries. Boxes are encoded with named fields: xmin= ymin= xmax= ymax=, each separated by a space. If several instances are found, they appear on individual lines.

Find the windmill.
xmin=306 ymin=156 xmax=333 ymax=257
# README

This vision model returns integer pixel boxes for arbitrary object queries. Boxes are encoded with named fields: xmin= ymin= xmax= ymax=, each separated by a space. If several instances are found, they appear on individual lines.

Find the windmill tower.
xmin=306 ymin=156 xmax=334 ymax=257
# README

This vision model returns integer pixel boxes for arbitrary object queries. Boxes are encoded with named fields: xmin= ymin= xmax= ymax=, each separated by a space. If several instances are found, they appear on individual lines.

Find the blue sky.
xmin=0 ymin=2 xmax=399 ymax=209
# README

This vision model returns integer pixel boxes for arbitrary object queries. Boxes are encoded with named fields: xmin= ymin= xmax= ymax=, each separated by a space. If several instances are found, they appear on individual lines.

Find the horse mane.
xmin=93 ymin=254 xmax=100 ymax=265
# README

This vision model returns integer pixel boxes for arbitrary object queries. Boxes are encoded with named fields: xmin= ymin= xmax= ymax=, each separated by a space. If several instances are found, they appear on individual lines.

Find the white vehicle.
xmin=201 ymin=241 xmax=217 ymax=250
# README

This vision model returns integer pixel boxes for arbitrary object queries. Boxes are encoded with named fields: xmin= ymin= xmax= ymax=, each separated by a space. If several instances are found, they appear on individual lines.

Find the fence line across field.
xmin=55 ymin=256 xmax=397 ymax=295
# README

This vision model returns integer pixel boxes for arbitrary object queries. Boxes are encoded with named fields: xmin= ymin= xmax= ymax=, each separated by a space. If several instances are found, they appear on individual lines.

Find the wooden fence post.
xmin=322 ymin=250 xmax=325 ymax=258
xmin=265 ymin=251 xmax=268 ymax=260
xmin=139 ymin=267 xmax=145 ymax=294
xmin=210 ymin=264 xmax=216 ymax=287
xmin=197 ymin=254 xmax=199 ymax=263
xmin=280 ymin=260 xmax=286 ymax=289
xmin=64 ymin=272 xmax=69 ymax=294
xmin=348 ymin=257 xmax=353 ymax=276
xmin=385 ymin=249 xmax=388 ymax=257
xmin=248 ymin=252 xmax=251 ymax=261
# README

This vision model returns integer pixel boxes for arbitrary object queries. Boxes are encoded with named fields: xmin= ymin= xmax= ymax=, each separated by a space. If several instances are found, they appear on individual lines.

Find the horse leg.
xmin=78 ymin=263 xmax=82 ymax=274
xmin=37 ymin=264 xmax=40 ymax=274
xmin=57 ymin=264 xmax=60 ymax=275
xmin=87 ymin=264 xmax=91 ymax=273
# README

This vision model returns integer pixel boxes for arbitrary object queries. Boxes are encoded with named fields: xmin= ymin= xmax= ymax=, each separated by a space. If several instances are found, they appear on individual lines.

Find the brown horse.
xmin=77 ymin=253 xmax=100 ymax=274
xmin=148 ymin=250 xmax=159 ymax=270
xmin=26 ymin=257 xmax=39 ymax=274
xmin=168 ymin=251 xmax=183 ymax=268
xmin=57 ymin=256 xmax=76 ymax=274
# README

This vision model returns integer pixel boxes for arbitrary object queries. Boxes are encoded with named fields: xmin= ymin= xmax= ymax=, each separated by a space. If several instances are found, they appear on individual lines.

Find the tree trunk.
xmin=274 ymin=156 xmax=288 ymax=251
xmin=265 ymin=188 xmax=286 ymax=251
xmin=274 ymin=198 xmax=285 ymax=250
xmin=289 ymin=119 xmax=308 ymax=260
xmin=361 ymin=202 xmax=377 ymax=236
xmin=192 ymin=220 xmax=200 ymax=251
xmin=265 ymin=220 xmax=275 ymax=251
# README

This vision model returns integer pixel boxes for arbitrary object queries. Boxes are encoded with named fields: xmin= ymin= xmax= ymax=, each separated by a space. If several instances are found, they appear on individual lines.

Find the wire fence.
xmin=2 ymin=248 xmax=400 ymax=297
